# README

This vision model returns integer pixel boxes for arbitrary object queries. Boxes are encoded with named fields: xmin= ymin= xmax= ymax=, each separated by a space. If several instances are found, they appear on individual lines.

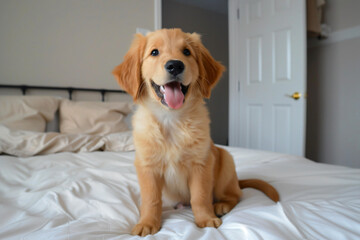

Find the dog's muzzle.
xmin=150 ymin=60 xmax=190 ymax=110
xmin=151 ymin=80 xmax=189 ymax=110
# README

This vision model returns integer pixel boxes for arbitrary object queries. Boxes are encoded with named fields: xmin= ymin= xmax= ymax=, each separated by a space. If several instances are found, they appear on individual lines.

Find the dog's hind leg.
xmin=213 ymin=146 xmax=242 ymax=216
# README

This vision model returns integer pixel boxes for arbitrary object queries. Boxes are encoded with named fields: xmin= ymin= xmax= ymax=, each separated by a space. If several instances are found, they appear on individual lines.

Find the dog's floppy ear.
xmin=113 ymin=34 xmax=146 ymax=100
xmin=192 ymin=33 xmax=225 ymax=98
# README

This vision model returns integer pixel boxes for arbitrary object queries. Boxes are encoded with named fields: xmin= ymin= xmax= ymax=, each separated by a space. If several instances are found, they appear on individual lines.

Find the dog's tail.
xmin=238 ymin=179 xmax=280 ymax=202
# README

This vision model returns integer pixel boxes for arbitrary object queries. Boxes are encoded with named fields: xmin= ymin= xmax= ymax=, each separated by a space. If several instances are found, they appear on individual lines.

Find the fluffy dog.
xmin=113 ymin=28 xmax=279 ymax=237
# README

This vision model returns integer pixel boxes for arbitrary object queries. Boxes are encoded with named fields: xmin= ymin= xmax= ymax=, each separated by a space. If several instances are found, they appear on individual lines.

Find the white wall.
xmin=0 ymin=0 xmax=155 ymax=99
xmin=306 ymin=0 xmax=360 ymax=168
xmin=322 ymin=0 xmax=360 ymax=32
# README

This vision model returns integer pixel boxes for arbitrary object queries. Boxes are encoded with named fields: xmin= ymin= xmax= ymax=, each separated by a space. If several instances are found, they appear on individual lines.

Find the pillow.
xmin=0 ymin=125 xmax=134 ymax=157
xmin=0 ymin=96 xmax=60 ymax=132
xmin=60 ymin=100 xmax=133 ymax=135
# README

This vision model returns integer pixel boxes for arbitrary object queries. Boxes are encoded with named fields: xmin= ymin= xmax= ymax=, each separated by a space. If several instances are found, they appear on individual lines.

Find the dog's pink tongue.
xmin=164 ymin=82 xmax=184 ymax=109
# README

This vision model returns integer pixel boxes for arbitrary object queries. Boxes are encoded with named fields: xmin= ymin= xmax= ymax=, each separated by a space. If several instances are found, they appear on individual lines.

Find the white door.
xmin=229 ymin=0 xmax=306 ymax=156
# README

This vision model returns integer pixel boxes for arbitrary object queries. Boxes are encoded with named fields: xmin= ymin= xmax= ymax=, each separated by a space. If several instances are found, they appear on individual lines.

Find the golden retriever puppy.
xmin=113 ymin=28 xmax=279 ymax=237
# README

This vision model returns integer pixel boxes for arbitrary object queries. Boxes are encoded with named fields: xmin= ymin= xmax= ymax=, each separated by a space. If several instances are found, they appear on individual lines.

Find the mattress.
xmin=1 ymin=147 xmax=359 ymax=240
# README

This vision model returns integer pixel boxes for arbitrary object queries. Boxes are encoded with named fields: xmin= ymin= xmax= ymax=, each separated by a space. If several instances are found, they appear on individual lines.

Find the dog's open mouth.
xmin=151 ymin=80 xmax=189 ymax=109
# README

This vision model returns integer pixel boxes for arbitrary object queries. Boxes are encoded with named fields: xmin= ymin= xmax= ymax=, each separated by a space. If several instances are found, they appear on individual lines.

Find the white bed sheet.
xmin=0 ymin=147 xmax=359 ymax=240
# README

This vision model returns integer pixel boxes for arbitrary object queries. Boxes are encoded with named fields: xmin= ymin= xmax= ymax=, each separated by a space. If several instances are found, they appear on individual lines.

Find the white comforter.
xmin=1 ymin=147 xmax=359 ymax=240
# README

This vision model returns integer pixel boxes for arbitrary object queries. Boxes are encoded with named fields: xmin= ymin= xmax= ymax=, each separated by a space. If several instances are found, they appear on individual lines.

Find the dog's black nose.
xmin=165 ymin=60 xmax=185 ymax=76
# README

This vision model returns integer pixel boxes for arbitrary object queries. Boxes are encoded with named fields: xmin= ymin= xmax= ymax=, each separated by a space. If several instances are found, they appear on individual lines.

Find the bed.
xmin=0 ymin=87 xmax=359 ymax=240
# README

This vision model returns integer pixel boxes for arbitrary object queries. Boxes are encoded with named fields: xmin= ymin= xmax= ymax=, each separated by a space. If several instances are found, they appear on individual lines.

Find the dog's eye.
xmin=183 ymin=48 xmax=191 ymax=56
xmin=151 ymin=49 xmax=159 ymax=56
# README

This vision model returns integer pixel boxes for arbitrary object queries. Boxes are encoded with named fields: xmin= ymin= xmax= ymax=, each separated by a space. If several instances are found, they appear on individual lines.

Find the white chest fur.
xmin=133 ymin=102 xmax=209 ymax=204
xmin=152 ymin=107 xmax=191 ymax=202
xmin=163 ymin=162 xmax=190 ymax=203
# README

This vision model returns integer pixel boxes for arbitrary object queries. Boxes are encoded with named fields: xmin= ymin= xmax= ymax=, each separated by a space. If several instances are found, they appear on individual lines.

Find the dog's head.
xmin=113 ymin=28 xmax=224 ymax=110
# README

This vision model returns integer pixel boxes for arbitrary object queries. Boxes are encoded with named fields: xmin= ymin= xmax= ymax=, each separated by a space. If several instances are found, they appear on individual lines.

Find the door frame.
xmin=229 ymin=0 xmax=240 ymax=146
xmin=155 ymin=0 xmax=162 ymax=30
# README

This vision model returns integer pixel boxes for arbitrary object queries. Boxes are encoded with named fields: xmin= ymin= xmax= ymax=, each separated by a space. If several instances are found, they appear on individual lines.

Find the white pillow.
xmin=59 ymin=100 xmax=133 ymax=135
xmin=0 ymin=96 xmax=60 ymax=132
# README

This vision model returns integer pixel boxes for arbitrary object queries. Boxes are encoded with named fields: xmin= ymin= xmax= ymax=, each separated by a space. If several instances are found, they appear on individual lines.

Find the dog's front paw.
xmin=196 ymin=217 xmax=222 ymax=228
xmin=131 ymin=222 xmax=160 ymax=237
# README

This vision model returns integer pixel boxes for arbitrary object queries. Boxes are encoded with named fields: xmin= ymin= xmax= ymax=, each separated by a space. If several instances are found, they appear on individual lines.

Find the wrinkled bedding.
xmin=1 ymin=147 xmax=359 ymax=240
xmin=0 ymin=125 xmax=134 ymax=157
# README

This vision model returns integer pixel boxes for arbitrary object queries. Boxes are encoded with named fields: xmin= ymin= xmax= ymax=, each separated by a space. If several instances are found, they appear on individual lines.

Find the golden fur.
xmin=113 ymin=28 xmax=279 ymax=237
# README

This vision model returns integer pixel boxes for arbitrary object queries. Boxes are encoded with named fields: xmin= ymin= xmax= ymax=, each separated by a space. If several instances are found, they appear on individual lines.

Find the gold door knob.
xmin=291 ymin=92 xmax=301 ymax=100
